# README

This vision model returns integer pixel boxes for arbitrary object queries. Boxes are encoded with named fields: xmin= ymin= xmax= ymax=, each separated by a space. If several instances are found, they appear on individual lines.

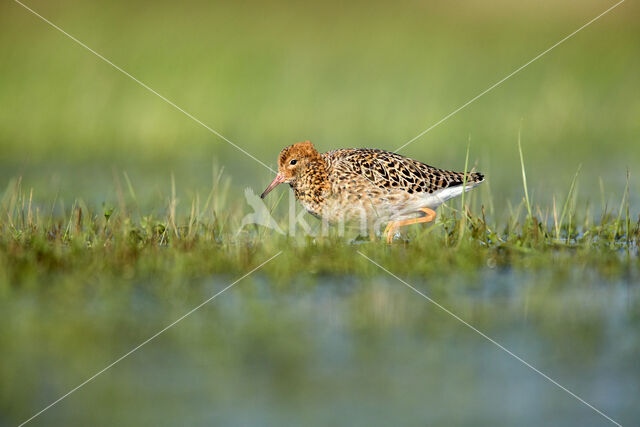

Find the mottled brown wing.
xmin=325 ymin=148 xmax=483 ymax=195
xmin=324 ymin=149 xmax=389 ymax=200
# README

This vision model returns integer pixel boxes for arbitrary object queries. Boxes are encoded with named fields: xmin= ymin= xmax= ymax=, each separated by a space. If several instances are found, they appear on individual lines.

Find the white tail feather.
xmin=421 ymin=181 xmax=483 ymax=209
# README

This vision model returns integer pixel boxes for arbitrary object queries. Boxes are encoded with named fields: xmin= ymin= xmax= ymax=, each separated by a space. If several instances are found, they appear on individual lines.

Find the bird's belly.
xmin=297 ymin=187 xmax=460 ymax=224
xmin=311 ymin=191 xmax=420 ymax=224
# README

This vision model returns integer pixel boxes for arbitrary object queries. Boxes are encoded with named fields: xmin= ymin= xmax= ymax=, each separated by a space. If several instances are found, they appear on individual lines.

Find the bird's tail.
xmin=450 ymin=170 xmax=485 ymax=187
xmin=465 ymin=171 xmax=484 ymax=183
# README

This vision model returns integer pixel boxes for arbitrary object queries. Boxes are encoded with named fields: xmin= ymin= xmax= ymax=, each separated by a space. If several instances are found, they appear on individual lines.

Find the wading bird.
xmin=261 ymin=141 xmax=484 ymax=243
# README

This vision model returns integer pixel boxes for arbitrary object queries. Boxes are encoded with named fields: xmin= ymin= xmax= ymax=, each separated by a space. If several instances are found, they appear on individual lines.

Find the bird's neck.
xmin=290 ymin=158 xmax=330 ymax=213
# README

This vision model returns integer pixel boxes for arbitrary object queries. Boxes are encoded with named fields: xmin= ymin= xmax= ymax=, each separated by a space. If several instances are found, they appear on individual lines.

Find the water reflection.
xmin=1 ymin=269 xmax=638 ymax=426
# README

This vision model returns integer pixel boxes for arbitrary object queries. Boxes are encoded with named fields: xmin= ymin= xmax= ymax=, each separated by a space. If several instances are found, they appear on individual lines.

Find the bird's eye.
xmin=289 ymin=159 xmax=297 ymax=165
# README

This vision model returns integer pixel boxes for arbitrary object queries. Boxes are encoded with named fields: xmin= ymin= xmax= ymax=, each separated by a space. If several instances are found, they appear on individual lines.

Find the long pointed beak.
xmin=260 ymin=173 xmax=285 ymax=199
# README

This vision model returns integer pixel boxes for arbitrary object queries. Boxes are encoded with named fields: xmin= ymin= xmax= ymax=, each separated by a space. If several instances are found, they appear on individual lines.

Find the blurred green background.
xmin=1 ymin=0 xmax=638 ymax=211
xmin=1 ymin=1 xmax=639 ymax=426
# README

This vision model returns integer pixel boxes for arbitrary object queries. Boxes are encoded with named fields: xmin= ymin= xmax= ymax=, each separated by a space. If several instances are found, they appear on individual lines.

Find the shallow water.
xmin=1 ymin=266 xmax=638 ymax=426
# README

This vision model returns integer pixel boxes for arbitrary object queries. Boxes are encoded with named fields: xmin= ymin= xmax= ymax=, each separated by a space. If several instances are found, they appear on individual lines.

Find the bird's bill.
xmin=260 ymin=173 xmax=285 ymax=199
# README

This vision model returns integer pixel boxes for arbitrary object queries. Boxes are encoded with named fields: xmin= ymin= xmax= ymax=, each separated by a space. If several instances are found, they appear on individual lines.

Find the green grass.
xmin=1 ymin=166 xmax=637 ymax=287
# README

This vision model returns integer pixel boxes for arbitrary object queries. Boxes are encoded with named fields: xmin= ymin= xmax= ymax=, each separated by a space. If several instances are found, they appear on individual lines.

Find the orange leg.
xmin=384 ymin=208 xmax=437 ymax=244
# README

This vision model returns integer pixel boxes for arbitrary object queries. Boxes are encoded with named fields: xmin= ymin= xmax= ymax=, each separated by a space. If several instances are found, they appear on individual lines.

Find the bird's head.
xmin=260 ymin=141 xmax=321 ymax=198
